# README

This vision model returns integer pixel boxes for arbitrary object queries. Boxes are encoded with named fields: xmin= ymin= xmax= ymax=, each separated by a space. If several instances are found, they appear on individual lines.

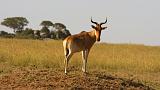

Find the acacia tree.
xmin=54 ymin=23 xmax=66 ymax=30
xmin=40 ymin=20 xmax=54 ymax=28
xmin=53 ymin=23 xmax=71 ymax=39
xmin=1 ymin=17 xmax=29 ymax=33
xmin=40 ymin=20 xmax=53 ymax=38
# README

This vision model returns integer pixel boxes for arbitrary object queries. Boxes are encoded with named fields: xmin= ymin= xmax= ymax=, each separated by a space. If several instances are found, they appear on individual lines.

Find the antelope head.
xmin=91 ymin=18 xmax=107 ymax=41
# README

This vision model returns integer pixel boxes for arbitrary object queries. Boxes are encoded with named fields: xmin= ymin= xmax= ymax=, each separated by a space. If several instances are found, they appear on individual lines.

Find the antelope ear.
xmin=91 ymin=25 xmax=96 ymax=29
xmin=102 ymin=27 xmax=107 ymax=30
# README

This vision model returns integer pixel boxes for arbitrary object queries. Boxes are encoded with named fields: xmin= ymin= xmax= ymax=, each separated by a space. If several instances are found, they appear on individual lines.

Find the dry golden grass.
xmin=0 ymin=38 xmax=160 ymax=89
xmin=0 ymin=38 xmax=64 ymax=68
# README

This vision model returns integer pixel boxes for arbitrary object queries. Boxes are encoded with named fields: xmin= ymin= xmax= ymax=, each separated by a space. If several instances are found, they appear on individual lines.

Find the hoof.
xmin=65 ymin=71 xmax=67 ymax=74
xmin=83 ymin=71 xmax=88 ymax=76
xmin=82 ymin=68 xmax=86 ymax=72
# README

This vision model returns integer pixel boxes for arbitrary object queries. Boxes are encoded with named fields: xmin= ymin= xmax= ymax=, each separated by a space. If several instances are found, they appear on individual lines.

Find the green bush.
xmin=0 ymin=31 xmax=15 ymax=38
xmin=0 ymin=31 xmax=8 ymax=36
xmin=15 ymin=28 xmax=34 ymax=39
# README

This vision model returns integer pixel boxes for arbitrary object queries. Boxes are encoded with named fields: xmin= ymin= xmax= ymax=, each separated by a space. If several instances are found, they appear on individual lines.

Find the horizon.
xmin=0 ymin=0 xmax=160 ymax=46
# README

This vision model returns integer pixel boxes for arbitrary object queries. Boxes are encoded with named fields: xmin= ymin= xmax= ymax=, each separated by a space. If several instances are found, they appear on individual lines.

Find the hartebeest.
xmin=63 ymin=18 xmax=108 ymax=74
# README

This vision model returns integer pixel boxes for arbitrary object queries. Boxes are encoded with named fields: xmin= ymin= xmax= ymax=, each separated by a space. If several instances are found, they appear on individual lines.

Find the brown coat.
xmin=63 ymin=30 xmax=96 ymax=54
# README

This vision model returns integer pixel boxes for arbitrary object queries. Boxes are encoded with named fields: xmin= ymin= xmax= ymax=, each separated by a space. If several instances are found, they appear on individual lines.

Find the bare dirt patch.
xmin=0 ymin=67 xmax=154 ymax=90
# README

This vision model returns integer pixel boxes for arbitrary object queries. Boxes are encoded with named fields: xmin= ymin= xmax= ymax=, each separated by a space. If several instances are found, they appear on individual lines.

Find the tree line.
xmin=0 ymin=17 xmax=71 ymax=40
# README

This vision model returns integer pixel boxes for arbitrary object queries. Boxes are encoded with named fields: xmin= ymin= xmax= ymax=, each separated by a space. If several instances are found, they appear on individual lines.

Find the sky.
xmin=0 ymin=0 xmax=160 ymax=46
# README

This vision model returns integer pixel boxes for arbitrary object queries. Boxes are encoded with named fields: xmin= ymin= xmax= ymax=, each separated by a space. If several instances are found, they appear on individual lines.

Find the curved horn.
xmin=100 ymin=17 xmax=107 ymax=25
xmin=91 ymin=17 xmax=98 ymax=25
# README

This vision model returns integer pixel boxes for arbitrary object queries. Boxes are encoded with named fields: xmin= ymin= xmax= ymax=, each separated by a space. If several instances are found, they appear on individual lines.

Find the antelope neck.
xmin=88 ymin=29 xmax=97 ymax=42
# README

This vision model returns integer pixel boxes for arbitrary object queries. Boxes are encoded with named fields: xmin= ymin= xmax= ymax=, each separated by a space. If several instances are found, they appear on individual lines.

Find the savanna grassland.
xmin=0 ymin=38 xmax=160 ymax=89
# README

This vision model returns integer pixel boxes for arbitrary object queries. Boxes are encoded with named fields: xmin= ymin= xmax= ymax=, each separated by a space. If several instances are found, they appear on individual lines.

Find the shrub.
xmin=15 ymin=28 xmax=34 ymax=39
xmin=40 ymin=27 xmax=50 ymax=38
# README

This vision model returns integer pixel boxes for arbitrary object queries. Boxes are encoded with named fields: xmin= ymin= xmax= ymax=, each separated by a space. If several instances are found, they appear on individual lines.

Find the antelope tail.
xmin=63 ymin=39 xmax=69 ymax=57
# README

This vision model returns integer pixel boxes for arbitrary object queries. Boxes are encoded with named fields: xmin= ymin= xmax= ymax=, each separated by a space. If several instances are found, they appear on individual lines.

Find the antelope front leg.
xmin=82 ymin=50 xmax=89 ymax=73
xmin=82 ymin=50 xmax=86 ymax=72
